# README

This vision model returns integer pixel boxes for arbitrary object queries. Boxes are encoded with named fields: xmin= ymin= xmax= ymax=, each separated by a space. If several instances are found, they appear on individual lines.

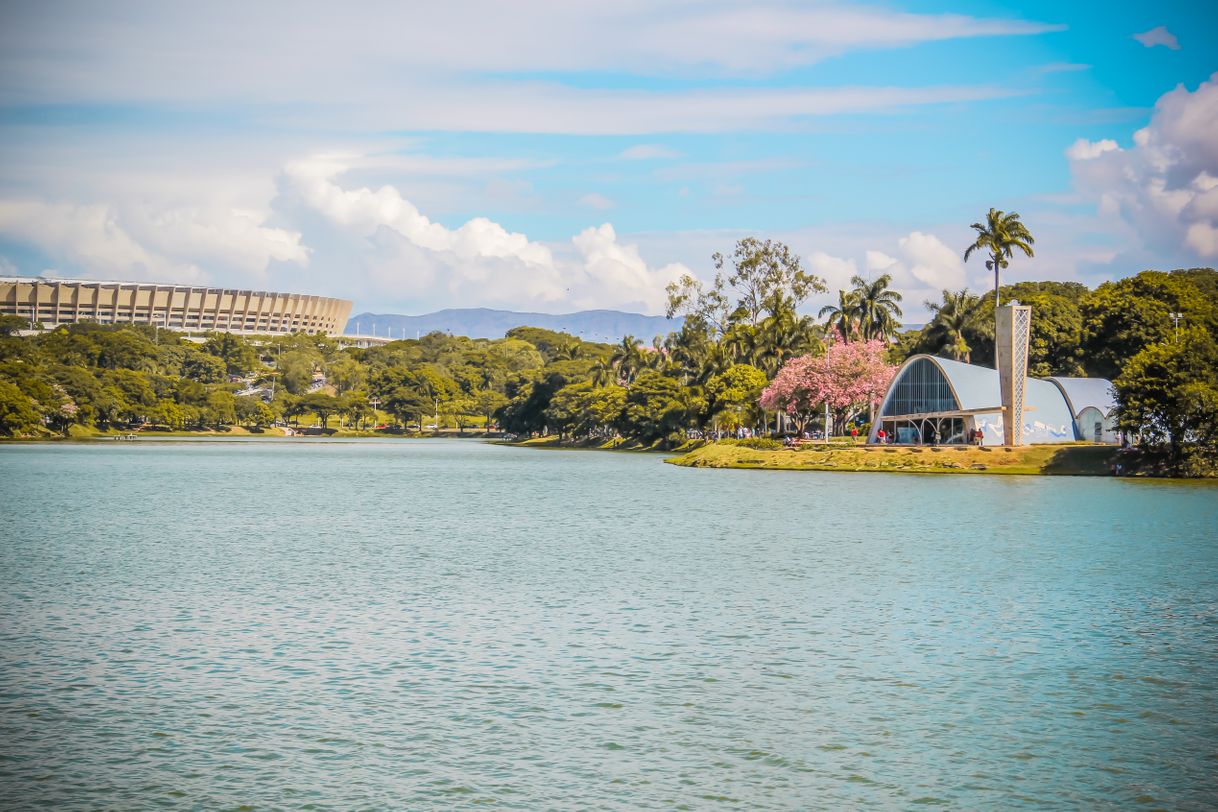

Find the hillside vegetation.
xmin=1 ymin=243 xmax=1214 ymax=475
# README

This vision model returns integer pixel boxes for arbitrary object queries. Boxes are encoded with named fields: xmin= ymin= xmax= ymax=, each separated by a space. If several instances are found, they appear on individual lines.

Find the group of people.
xmin=770 ymin=424 xmax=989 ymax=446
xmin=870 ymin=425 xmax=986 ymax=446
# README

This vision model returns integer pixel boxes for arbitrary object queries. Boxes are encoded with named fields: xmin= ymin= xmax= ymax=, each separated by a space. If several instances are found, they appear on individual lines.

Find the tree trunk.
xmin=992 ymin=253 xmax=1001 ymax=309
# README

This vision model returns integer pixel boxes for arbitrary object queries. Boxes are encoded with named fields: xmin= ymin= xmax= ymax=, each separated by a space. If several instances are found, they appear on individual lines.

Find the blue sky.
xmin=0 ymin=0 xmax=1215 ymax=319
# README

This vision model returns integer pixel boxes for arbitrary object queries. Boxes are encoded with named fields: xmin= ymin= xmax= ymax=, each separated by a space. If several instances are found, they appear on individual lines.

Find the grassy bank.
xmin=667 ymin=440 xmax=1121 ymax=476
xmin=503 ymin=435 xmax=673 ymax=452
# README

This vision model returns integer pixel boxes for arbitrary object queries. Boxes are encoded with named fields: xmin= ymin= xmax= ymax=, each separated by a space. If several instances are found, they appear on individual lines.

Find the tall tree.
xmin=850 ymin=274 xmax=904 ymax=341
xmin=0 ymin=380 xmax=42 ymax=435
xmin=759 ymin=339 xmax=896 ymax=434
xmin=964 ymin=208 xmax=1035 ymax=308
xmin=621 ymin=370 xmax=694 ymax=445
xmin=472 ymin=389 xmax=509 ymax=430
xmin=718 ymin=237 xmax=825 ymax=325
xmin=755 ymin=311 xmax=821 ymax=378
xmin=667 ymin=237 xmax=825 ymax=331
xmin=1115 ymin=326 xmax=1218 ymax=471
xmin=818 ymin=289 xmax=860 ymax=341
xmin=1080 ymin=270 xmax=1214 ymax=379
xmin=589 ymin=356 xmax=617 ymax=387
xmin=924 ymin=289 xmax=984 ymax=362
xmin=1010 ymin=290 xmax=1084 ymax=377
xmin=707 ymin=364 xmax=768 ymax=433
xmin=723 ymin=323 xmax=761 ymax=366
xmin=610 ymin=336 xmax=645 ymax=385
xmin=300 ymin=391 xmax=342 ymax=429
xmin=702 ymin=341 xmax=735 ymax=385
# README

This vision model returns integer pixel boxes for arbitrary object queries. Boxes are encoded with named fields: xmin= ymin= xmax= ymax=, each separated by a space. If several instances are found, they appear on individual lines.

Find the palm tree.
xmin=642 ymin=336 xmax=669 ymax=372
xmin=551 ymin=342 xmax=580 ymax=362
xmin=850 ymin=274 xmax=903 ymax=341
xmin=694 ymin=340 xmax=733 ymax=386
xmin=663 ymin=328 xmax=706 ymax=385
xmin=964 ymin=208 xmax=1035 ymax=308
xmin=723 ymin=323 xmax=760 ymax=366
xmin=756 ymin=311 xmax=821 ymax=378
xmin=924 ymin=289 xmax=983 ymax=362
xmin=610 ymin=336 xmax=645 ymax=385
xmin=818 ymin=289 xmax=860 ymax=341
xmin=590 ymin=356 xmax=617 ymax=387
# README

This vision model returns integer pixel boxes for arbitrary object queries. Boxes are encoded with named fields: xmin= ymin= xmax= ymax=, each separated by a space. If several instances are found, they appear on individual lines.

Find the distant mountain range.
xmin=346 ymin=308 xmax=681 ymax=343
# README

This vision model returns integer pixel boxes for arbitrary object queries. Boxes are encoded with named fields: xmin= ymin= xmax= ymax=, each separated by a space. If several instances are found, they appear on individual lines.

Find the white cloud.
xmin=807 ymin=251 xmax=859 ymax=291
xmin=1185 ymin=222 xmax=1218 ymax=256
xmin=789 ymin=231 xmax=968 ymax=321
xmin=1069 ymin=73 xmax=1218 ymax=259
xmin=1066 ymin=138 xmax=1119 ymax=161
xmin=126 ymin=206 xmax=308 ymax=275
xmin=282 ymin=154 xmax=554 ymax=266
xmin=865 ymin=250 xmax=898 ymax=273
xmin=0 ymin=146 xmax=692 ymax=313
xmin=277 ymin=153 xmax=688 ymax=312
xmin=898 ymin=231 xmax=966 ymax=289
xmin=810 ymin=231 xmax=963 ymax=295
xmin=303 ymin=82 xmax=1020 ymax=136
xmin=1133 ymin=26 xmax=1180 ymax=50
xmin=0 ymin=2 xmax=1060 ymax=109
xmin=0 ymin=3 xmax=1050 ymax=137
xmin=0 ymin=198 xmax=304 ymax=284
xmin=577 ymin=193 xmax=616 ymax=210
xmin=570 ymin=224 xmax=689 ymax=311
xmin=619 ymin=144 xmax=682 ymax=160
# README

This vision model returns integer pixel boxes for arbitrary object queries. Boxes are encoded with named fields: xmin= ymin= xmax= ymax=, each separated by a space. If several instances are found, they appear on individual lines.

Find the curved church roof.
xmin=885 ymin=355 xmax=1079 ymax=418
xmin=1047 ymin=377 xmax=1117 ymax=418
xmin=875 ymin=354 xmax=1107 ymax=444
xmin=925 ymin=356 xmax=999 ymax=411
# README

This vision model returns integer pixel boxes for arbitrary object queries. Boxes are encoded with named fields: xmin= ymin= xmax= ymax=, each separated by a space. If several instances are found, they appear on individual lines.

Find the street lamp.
xmin=1169 ymin=312 xmax=1183 ymax=341
xmin=823 ymin=329 xmax=833 ymax=444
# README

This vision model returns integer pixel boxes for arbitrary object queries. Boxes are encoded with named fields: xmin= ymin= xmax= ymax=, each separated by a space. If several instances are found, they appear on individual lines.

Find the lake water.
xmin=1 ymin=439 xmax=1216 ymax=810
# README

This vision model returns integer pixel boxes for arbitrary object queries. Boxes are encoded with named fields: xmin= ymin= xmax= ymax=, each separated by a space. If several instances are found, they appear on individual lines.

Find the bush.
xmin=720 ymin=437 xmax=783 ymax=451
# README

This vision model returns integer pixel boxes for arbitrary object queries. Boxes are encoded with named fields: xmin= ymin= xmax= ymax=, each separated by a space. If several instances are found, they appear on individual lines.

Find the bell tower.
xmin=994 ymin=304 xmax=1032 ymax=446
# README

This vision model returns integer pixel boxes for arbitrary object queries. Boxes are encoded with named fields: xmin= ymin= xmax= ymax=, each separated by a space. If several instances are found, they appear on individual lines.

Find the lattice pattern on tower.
xmin=1012 ymin=306 xmax=1031 ymax=442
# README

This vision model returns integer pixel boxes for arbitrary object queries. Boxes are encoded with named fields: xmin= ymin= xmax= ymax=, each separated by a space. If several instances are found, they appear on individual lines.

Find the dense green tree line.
xmin=1 ymin=243 xmax=1214 ymax=473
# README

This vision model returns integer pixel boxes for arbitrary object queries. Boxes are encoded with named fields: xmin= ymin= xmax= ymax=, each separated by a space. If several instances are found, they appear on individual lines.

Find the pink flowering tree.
xmin=759 ymin=338 xmax=896 ymax=434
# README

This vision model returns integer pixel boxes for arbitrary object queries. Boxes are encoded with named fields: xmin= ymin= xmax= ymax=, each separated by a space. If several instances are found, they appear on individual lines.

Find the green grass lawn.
xmin=667 ymin=441 xmax=1120 ymax=476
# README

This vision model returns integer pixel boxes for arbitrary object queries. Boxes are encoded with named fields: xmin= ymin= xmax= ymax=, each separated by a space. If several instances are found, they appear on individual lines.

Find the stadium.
xmin=0 ymin=277 xmax=352 ymax=336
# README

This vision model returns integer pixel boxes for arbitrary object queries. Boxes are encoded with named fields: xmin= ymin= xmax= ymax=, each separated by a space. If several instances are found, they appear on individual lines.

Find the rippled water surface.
xmin=1 ymin=439 xmax=1217 ymax=810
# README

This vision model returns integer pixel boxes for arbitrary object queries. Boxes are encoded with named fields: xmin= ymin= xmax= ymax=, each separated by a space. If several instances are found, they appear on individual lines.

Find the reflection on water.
xmin=1 ymin=439 xmax=1216 ymax=809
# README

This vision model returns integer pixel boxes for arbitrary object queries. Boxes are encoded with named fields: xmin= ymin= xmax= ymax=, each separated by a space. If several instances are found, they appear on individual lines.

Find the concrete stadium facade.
xmin=1 ymin=277 xmax=352 ymax=336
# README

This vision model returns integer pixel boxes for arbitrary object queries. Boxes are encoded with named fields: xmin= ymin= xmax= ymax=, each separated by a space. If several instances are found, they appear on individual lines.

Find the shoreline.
xmin=0 ymin=426 xmax=502 ymax=442
xmin=665 ymin=440 xmax=1124 ymax=477
xmin=5 ymin=431 xmax=1210 ymax=480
